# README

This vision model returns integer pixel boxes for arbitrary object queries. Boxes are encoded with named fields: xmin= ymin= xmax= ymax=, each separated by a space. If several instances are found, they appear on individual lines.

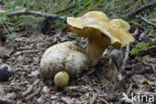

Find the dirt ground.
xmin=0 ymin=17 xmax=156 ymax=104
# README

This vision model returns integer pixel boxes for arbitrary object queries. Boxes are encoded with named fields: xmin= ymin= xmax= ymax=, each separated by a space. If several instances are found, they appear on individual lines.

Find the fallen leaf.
xmin=61 ymin=97 xmax=74 ymax=104
xmin=131 ymin=75 xmax=154 ymax=85
xmin=102 ymin=58 xmax=119 ymax=82
xmin=110 ymin=49 xmax=124 ymax=69
xmin=0 ymin=45 xmax=14 ymax=57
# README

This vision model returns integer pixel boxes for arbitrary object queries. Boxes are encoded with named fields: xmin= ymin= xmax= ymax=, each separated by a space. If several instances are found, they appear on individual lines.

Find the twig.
xmin=22 ymin=79 xmax=39 ymax=96
xmin=0 ymin=97 xmax=16 ymax=104
xmin=17 ymin=50 xmax=40 ymax=54
xmin=138 ymin=16 xmax=156 ymax=28
xmin=17 ymin=46 xmax=33 ymax=51
xmin=121 ymin=45 xmax=130 ymax=70
xmin=98 ymin=97 xmax=109 ymax=104
xmin=123 ymin=64 xmax=154 ymax=81
xmin=125 ymin=2 xmax=156 ymax=19
xmin=139 ymin=29 xmax=150 ymax=41
xmin=11 ymin=81 xmax=29 ymax=86
xmin=137 ymin=91 xmax=156 ymax=95
xmin=130 ymin=21 xmax=144 ymax=30
xmin=26 ymin=85 xmax=41 ymax=100
xmin=0 ymin=85 xmax=21 ymax=92
xmin=90 ymin=93 xmax=98 ymax=104
xmin=133 ymin=27 xmax=139 ymax=36
xmin=150 ymin=63 xmax=156 ymax=74
xmin=126 ymin=84 xmax=132 ymax=95
xmin=61 ymin=97 xmax=74 ymax=104
xmin=7 ymin=9 xmax=65 ymax=20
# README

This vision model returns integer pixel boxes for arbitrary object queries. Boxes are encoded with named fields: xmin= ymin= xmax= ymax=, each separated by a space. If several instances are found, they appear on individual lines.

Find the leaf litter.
xmin=0 ymin=1 xmax=156 ymax=103
xmin=0 ymin=19 xmax=155 ymax=104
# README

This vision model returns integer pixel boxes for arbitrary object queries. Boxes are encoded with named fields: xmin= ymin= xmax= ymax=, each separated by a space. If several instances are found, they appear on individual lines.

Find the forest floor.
xmin=0 ymin=0 xmax=156 ymax=104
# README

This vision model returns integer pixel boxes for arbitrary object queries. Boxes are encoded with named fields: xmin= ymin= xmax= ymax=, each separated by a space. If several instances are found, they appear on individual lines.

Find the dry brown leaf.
xmin=61 ymin=97 xmax=74 ymax=104
xmin=132 ymin=75 xmax=154 ymax=85
xmin=0 ymin=46 xmax=14 ymax=57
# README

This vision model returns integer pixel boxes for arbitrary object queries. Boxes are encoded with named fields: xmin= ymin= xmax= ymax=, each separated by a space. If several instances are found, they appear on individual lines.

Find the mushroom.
xmin=67 ymin=11 xmax=135 ymax=65
xmin=40 ymin=11 xmax=135 ymax=88
xmin=40 ymin=41 xmax=89 ymax=88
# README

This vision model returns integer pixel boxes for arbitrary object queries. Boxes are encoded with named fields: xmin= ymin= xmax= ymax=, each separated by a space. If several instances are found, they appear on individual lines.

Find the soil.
xmin=0 ymin=20 xmax=156 ymax=104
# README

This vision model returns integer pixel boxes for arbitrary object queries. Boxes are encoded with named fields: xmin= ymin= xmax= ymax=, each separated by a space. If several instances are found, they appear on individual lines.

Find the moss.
xmin=131 ymin=39 xmax=156 ymax=56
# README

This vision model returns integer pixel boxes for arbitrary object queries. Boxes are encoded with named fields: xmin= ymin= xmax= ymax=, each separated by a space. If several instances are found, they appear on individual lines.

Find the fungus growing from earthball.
xmin=40 ymin=41 xmax=90 ymax=88
xmin=67 ymin=11 xmax=135 ymax=65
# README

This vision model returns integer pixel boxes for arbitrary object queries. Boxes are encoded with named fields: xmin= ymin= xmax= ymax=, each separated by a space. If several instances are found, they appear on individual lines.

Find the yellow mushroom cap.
xmin=67 ymin=11 xmax=110 ymax=28
xmin=67 ymin=11 xmax=134 ymax=48
xmin=67 ymin=11 xmax=110 ymax=37
xmin=107 ymin=19 xmax=134 ymax=47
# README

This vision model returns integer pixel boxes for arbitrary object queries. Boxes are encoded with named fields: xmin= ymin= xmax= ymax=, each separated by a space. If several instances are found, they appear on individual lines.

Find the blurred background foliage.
xmin=0 ymin=0 xmax=156 ymax=55
xmin=1 ymin=0 xmax=156 ymax=16
xmin=0 ymin=0 xmax=156 ymax=32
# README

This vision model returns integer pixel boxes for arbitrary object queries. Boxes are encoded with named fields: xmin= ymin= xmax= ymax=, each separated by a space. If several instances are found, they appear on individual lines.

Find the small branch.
xmin=7 ymin=9 xmax=66 ymax=20
xmin=0 ymin=97 xmax=16 ymax=104
xmin=132 ymin=27 xmax=139 ymax=36
xmin=130 ymin=21 xmax=144 ymax=30
xmin=125 ymin=2 xmax=156 ymax=19
xmin=98 ymin=97 xmax=109 ymax=104
xmin=22 ymin=79 xmax=39 ymax=96
xmin=126 ymin=84 xmax=132 ymax=95
xmin=139 ymin=29 xmax=150 ymax=41
xmin=90 ymin=93 xmax=98 ymax=104
xmin=121 ymin=45 xmax=130 ymax=70
xmin=26 ymin=85 xmax=41 ymax=100
xmin=138 ymin=16 xmax=156 ymax=28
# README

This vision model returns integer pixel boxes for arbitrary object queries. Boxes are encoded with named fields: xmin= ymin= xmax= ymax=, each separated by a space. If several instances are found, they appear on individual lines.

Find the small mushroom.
xmin=67 ymin=11 xmax=135 ymax=65
xmin=40 ymin=41 xmax=89 ymax=88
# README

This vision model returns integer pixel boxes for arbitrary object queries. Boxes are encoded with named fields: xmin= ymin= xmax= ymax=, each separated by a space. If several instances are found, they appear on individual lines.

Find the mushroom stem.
xmin=86 ymin=39 xmax=107 ymax=66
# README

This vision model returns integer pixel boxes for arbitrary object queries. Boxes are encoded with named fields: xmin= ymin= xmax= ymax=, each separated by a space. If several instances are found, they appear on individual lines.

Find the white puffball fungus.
xmin=40 ymin=41 xmax=89 ymax=87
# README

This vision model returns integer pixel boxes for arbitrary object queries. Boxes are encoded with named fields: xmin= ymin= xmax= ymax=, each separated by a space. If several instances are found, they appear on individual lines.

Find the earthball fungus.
xmin=40 ymin=41 xmax=89 ymax=88
xmin=67 ymin=11 xmax=135 ymax=65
